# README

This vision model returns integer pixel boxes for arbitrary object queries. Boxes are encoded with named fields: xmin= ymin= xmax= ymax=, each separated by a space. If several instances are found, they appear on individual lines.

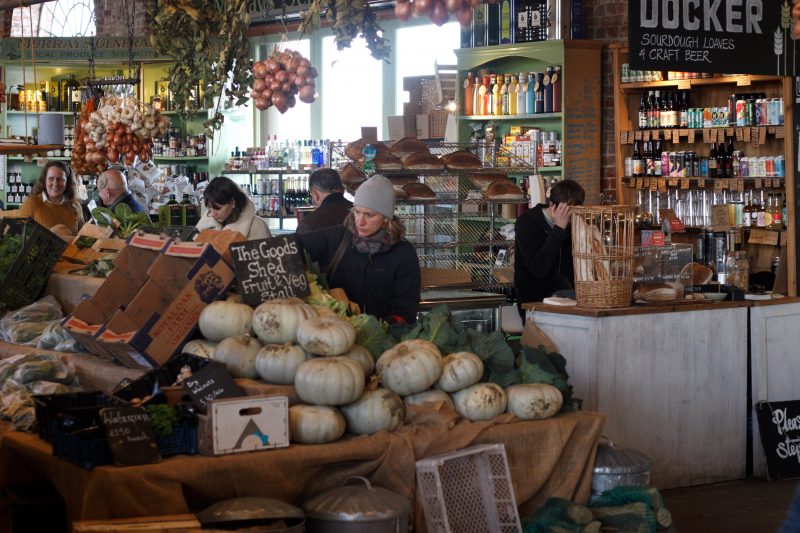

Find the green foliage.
xmin=145 ymin=404 xmax=180 ymax=437
xmin=148 ymin=0 xmax=252 ymax=137
xmin=73 ymin=258 xmax=115 ymax=278
xmin=91 ymin=205 xmax=150 ymax=238
xmin=349 ymin=313 xmax=393 ymax=359
xmin=400 ymin=304 xmax=469 ymax=353
xmin=299 ymin=0 xmax=391 ymax=62
xmin=0 ymin=230 xmax=25 ymax=281
xmin=518 ymin=345 xmax=574 ymax=411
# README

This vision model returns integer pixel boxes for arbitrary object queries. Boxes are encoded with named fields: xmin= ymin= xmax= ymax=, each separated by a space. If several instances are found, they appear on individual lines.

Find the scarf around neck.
xmin=349 ymin=225 xmax=395 ymax=256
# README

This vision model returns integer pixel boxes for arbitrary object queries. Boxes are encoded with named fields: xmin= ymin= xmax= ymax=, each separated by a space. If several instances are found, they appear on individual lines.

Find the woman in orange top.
xmin=18 ymin=161 xmax=84 ymax=234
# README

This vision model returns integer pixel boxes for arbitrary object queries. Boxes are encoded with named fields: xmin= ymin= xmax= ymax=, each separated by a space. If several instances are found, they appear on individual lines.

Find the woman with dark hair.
xmin=297 ymin=174 xmax=421 ymax=324
xmin=18 ymin=161 xmax=84 ymax=234
xmin=196 ymin=176 xmax=271 ymax=240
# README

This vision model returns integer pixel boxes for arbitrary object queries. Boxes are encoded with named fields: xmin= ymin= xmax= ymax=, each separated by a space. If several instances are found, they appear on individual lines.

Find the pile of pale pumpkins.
xmin=184 ymin=297 xmax=564 ymax=445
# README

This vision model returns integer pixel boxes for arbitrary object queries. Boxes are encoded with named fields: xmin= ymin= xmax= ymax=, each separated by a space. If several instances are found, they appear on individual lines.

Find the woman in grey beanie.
xmin=296 ymin=174 xmax=421 ymax=324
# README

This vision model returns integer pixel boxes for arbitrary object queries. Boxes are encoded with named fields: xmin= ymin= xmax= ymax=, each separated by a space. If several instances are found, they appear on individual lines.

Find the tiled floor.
xmin=661 ymin=478 xmax=798 ymax=533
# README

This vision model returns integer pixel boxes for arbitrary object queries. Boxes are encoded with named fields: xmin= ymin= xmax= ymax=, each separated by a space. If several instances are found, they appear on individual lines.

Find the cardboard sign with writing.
xmin=629 ymin=0 xmax=800 ymax=76
xmin=711 ymin=204 xmax=731 ymax=231
xmin=756 ymin=400 xmax=800 ymax=481
xmin=183 ymin=362 xmax=245 ymax=414
xmin=659 ymin=208 xmax=685 ymax=233
xmin=100 ymin=406 xmax=161 ymax=466
xmin=230 ymin=236 xmax=310 ymax=306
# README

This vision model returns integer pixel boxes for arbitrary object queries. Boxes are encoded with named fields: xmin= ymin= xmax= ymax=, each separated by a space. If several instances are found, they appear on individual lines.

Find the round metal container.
xmin=196 ymin=496 xmax=304 ymax=533
xmin=303 ymin=476 xmax=411 ymax=533
xmin=591 ymin=438 xmax=651 ymax=501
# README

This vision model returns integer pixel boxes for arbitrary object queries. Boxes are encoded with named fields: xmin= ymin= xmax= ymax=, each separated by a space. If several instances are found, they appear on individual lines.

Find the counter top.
xmin=523 ymin=295 xmax=800 ymax=316
xmin=419 ymin=290 xmax=507 ymax=310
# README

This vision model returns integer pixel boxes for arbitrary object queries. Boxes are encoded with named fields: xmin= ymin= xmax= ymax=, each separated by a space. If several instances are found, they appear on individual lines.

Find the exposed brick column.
xmin=584 ymin=0 xmax=628 ymax=200
xmin=95 ymin=0 xmax=150 ymax=36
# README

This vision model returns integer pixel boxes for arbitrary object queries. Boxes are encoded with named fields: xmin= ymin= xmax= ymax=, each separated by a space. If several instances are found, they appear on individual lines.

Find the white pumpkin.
xmin=506 ymin=383 xmax=563 ymax=420
xmin=341 ymin=344 xmax=375 ymax=377
xmin=198 ymin=300 xmax=253 ymax=341
xmin=182 ymin=339 xmax=218 ymax=359
xmin=436 ymin=352 xmax=484 ymax=392
xmin=404 ymin=389 xmax=454 ymax=410
xmin=341 ymin=388 xmax=405 ymax=435
xmin=376 ymin=339 xmax=443 ymax=396
xmin=294 ymin=357 xmax=365 ymax=406
xmin=255 ymin=343 xmax=312 ymax=385
xmin=252 ymin=298 xmax=318 ymax=344
xmin=289 ymin=405 xmax=346 ymax=444
xmin=297 ymin=316 xmax=356 ymax=356
xmin=213 ymin=334 xmax=262 ymax=379
xmin=452 ymin=383 xmax=508 ymax=421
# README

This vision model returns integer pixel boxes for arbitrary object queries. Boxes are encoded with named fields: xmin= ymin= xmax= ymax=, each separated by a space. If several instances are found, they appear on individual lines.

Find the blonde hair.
xmin=344 ymin=210 xmax=406 ymax=242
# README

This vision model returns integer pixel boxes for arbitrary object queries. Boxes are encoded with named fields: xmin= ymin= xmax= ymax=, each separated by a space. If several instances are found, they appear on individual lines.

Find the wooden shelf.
xmin=224 ymin=169 xmax=313 ymax=175
xmin=8 ymin=155 xmax=69 ymax=161
xmin=619 ymin=75 xmax=783 ymax=94
xmin=6 ymin=110 xmax=74 ymax=115
xmin=152 ymin=156 xmax=207 ymax=161
xmin=622 ymin=176 xmax=785 ymax=189
xmin=458 ymin=113 xmax=562 ymax=121
xmin=0 ymin=144 xmax=62 ymax=155
xmin=619 ymin=125 xmax=785 ymax=144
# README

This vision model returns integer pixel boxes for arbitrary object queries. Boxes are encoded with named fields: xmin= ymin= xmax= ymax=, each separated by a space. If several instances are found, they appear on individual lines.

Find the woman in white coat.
xmin=196 ymin=176 xmax=271 ymax=240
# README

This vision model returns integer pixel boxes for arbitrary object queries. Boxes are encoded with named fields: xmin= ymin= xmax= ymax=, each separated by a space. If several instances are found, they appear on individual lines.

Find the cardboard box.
xmin=387 ymin=115 xmax=417 ymax=140
xmin=197 ymin=395 xmax=289 ymax=456
xmin=62 ymin=234 xmax=170 ymax=359
xmin=96 ymin=240 xmax=235 ymax=369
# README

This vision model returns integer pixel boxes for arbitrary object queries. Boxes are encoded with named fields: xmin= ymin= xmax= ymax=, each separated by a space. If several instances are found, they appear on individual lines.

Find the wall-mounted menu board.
xmin=629 ymin=0 xmax=800 ymax=76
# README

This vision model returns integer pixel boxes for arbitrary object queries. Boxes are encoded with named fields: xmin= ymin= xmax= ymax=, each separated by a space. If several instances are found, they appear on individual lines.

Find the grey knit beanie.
xmin=353 ymin=174 xmax=396 ymax=219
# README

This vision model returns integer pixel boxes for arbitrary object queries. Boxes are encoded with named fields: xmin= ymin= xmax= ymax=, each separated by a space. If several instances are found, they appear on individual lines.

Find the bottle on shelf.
xmin=544 ymin=66 xmax=554 ymax=113
xmin=463 ymin=72 xmax=475 ymax=116
xmin=644 ymin=141 xmax=654 ymax=177
xmin=525 ymin=73 xmax=535 ymax=115
xmin=743 ymin=193 xmax=752 ymax=227
xmin=653 ymin=140 xmax=662 ymax=176
xmin=535 ymin=72 xmax=545 ymax=113
xmin=638 ymin=93 xmax=648 ymax=130
xmin=632 ymin=140 xmax=643 ymax=177
xmin=494 ymin=76 xmax=504 ymax=116
xmin=516 ymin=73 xmax=527 ymax=116
xmin=508 ymin=74 xmax=518 ymax=115
xmin=708 ymin=144 xmax=718 ymax=178
xmin=552 ymin=65 xmax=562 ymax=113
xmin=678 ymin=91 xmax=689 ymax=129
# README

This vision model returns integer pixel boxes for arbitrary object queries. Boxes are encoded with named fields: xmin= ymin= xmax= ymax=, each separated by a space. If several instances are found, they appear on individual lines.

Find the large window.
xmin=394 ymin=22 xmax=459 ymax=115
xmin=12 ymin=0 xmax=95 ymax=37
xmin=320 ymin=36 xmax=383 ymax=142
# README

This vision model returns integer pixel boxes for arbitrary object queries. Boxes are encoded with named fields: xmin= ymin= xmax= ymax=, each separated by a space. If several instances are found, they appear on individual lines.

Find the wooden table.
xmin=524 ymin=300 xmax=750 ymax=488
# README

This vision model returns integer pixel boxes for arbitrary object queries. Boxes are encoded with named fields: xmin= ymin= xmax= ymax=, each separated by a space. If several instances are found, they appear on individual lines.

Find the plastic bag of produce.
xmin=0 ymin=295 xmax=63 ymax=339
xmin=0 ymin=389 xmax=36 ymax=431
xmin=5 ymin=320 xmax=59 ymax=346
xmin=37 ymin=322 xmax=86 ymax=353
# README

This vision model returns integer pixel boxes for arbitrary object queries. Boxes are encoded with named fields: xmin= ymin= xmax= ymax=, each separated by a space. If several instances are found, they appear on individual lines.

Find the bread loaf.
xmin=402 ymin=182 xmax=436 ymax=199
xmin=484 ymin=179 xmax=525 ymax=200
xmin=401 ymin=152 xmax=444 ymax=169
xmin=345 ymin=138 xmax=387 ymax=161
xmin=359 ymin=151 xmax=403 ymax=170
xmin=634 ymin=283 xmax=678 ymax=302
xmin=389 ymin=137 xmax=430 ymax=156
xmin=339 ymin=163 xmax=366 ymax=183
xmin=469 ymin=173 xmax=509 ymax=192
xmin=441 ymin=150 xmax=483 ymax=169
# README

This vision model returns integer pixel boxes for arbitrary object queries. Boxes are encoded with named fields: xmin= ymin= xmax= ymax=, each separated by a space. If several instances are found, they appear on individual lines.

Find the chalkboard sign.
xmin=629 ymin=0 xmax=800 ymax=75
xmin=755 ymin=400 xmax=800 ymax=480
xmin=183 ymin=362 xmax=244 ymax=414
xmin=229 ymin=235 xmax=310 ymax=306
xmin=100 ymin=406 xmax=161 ymax=466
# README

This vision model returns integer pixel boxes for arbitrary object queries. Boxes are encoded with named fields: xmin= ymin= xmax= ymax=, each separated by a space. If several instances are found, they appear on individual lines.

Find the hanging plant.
xmin=148 ymin=0 xmax=252 ymax=137
xmin=299 ymin=0 xmax=391 ymax=62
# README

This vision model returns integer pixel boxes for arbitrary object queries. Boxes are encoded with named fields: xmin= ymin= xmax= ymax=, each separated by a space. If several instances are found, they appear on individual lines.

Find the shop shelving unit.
xmin=610 ymin=43 xmax=796 ymax=295
xmin=222 ymin=169 xmax=312 ymax=231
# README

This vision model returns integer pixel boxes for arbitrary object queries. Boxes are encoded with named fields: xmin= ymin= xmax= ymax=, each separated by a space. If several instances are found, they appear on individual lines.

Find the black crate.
xmin=51 ymin=426 xmax=114 ymax=469
xmin=0 ymin=217 xmax=68 ymax=313
xmin=112 ymin=353 xmax=212 ymax=403
xmin=155 ymin=420 xmax=197 ymax=457
xmin=33 ymin=391 xmax=127 ymax=443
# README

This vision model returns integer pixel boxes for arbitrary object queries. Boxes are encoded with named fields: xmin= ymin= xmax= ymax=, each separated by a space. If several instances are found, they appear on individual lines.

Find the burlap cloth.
xmin=0 ymin=395 xmax=604 ymax=531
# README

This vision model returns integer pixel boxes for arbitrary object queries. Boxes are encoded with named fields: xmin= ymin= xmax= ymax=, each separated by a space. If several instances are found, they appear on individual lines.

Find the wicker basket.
xmin=571 ymin=205 xmax=636 ymax=308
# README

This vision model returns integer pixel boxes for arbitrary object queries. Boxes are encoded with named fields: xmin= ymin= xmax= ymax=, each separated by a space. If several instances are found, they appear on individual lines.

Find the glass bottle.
xmin=463 ymin=72 xmax=475 ymax=116
xmin=638 ymin=93 xmax=648 ymax=130
xmin=525 ymin=73 xmax=535 ymax=115
xmin=632 ymin=141 xmax=643 ymax=177
xmin=493 ymin=75 xmax=504 ymax=116
xmin=516 ymin=73 xmax=527 ymax=116
xmin=64 ymin=74 xmax=81 ymax=113
xmin=508 ymin=74 xmax=518 ymax=115
xmin=552 ymin=65 xmax=562 ymax=113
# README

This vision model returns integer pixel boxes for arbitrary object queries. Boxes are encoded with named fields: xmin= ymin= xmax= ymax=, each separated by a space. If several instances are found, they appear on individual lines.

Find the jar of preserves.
xmin=725 ymin=251 xmax=749 ymax=292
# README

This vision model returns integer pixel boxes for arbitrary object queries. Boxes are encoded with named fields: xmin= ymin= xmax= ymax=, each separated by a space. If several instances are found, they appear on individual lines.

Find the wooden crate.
xmin=73 ymin=514 xmax=200 ymax=532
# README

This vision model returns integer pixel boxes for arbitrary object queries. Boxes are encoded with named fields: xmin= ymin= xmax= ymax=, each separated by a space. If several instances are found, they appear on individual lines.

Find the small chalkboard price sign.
xmin=100 ymin=406 xmax=161 ymax=466
xmin=229 ymin=235 xmax=310 ymax=307
xmin=629 ymin=0 xmax=800 ymax=76
xmin=756 ymin=400 xmax=800 ymax=481
xmin=183 ymin=362 xmax=244 ymax=414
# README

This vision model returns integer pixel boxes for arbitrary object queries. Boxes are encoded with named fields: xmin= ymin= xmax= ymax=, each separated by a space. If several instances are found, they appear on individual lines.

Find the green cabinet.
xmin=455 ymin=40 xmax=602 ymax=202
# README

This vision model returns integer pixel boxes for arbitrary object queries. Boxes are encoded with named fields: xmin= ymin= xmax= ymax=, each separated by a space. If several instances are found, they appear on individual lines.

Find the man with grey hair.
xmin=97 ymin=168 xmax=146 ymax=213
xmin=295 ymin=168 xmax=352 ymax=234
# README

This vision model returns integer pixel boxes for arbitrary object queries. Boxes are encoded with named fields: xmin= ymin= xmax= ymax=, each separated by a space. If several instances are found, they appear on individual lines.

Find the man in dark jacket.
xmin=97 ymin=168 xmax=146 ymax=214
xmin=296 ymin=168 xmax=352 ymax=234
xmin=515 ymin=179 xmax=585 ymax=317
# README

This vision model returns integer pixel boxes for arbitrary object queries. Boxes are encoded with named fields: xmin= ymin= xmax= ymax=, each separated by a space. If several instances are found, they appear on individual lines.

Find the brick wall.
xmin=96 ymin=0 xmax=150 ymax=37
xmin=585 ymin=0 xmax=628 ymax=201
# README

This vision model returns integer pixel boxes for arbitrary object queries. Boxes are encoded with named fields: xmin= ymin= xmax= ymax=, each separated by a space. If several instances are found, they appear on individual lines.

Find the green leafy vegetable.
xmin=92 ymin=205 xmax=151 ymax=238
xmin=146 ymin=404 xmax=180 ymax=437
xmin=399 ymin=304 xmax=469 ymax=354
xmin=349 ymin=313 xmax=393 ymax=359
xmin=518 ymin=345 xmax=575 ymax=411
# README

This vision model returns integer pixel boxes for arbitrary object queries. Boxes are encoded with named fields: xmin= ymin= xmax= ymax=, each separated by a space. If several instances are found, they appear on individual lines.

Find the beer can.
xmin=736 ymin=100 xmax=747 ymax=126
xmin=661 ymin=152 xmax=670 ymax=175
xmin=746 ymin=99 xmax=756 ymax=126
xmin=776 ymin=155 xmax=785 ymax=177
xmin=779 ymin=97 xmax=785 ymax=125
xmin=732 ymin=150 xmax=742 ymax=177
xmin=711 ymin=107 xmax=719 ymax=127
xmin=624 ymin=157 xmax=633 ymax=176
xmin=768 ymin=98 xmax=779 ymax=125
xmin=703 ymin=108 xmax=713 ymax=128
xmin=765 ymin=157 xmax=774 ymax=178
xmin=699 ymin=157 xmax=709 ymax=177
xmin=740 ymin=157 xmax=750 ymax=177
xmin=755 ymin=99 xmax=764 ymax=126
xmin=678 ymin=151 xmax=687 ymax=177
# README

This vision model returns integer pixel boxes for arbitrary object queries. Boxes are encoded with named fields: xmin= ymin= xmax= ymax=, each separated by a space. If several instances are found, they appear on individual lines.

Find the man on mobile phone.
xmin=514 ymin=179 xmax=585 ymax=318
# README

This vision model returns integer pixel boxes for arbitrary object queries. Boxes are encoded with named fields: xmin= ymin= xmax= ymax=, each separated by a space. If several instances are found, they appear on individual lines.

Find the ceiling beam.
xmin=0 ymin=0 xmax=51 ymax=12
